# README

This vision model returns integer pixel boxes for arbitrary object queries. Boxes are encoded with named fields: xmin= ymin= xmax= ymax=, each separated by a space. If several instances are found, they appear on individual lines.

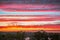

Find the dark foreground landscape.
xmin=0 ymin=30 xmax=60 ymax=40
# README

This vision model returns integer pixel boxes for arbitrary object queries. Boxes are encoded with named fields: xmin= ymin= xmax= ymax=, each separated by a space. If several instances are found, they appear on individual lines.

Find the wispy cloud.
xmin=0 ymin=20 xmax=60 ymax=26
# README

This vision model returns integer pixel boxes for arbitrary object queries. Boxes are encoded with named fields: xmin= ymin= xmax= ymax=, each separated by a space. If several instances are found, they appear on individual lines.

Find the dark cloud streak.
xmin=0 ymin=0 xmax=60 ymax=4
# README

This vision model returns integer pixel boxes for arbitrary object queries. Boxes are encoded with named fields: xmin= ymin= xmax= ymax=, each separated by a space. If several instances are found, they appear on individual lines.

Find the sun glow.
xmin=0 ymin=27 xmax=60 ymax=32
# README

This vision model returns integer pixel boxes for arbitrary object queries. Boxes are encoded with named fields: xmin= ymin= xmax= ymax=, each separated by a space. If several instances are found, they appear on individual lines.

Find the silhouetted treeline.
xmin=0 ymin=30 xmax=60 ymax=40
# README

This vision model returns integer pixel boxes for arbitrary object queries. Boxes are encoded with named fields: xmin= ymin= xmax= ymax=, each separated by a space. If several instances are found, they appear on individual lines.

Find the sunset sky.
xmin=0 ymin=0 xmax=60 ymax=32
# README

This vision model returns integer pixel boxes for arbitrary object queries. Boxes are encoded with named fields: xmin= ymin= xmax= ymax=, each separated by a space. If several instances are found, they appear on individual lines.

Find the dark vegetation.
xmin=0 ymin=30 xmax=60 ymax=40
